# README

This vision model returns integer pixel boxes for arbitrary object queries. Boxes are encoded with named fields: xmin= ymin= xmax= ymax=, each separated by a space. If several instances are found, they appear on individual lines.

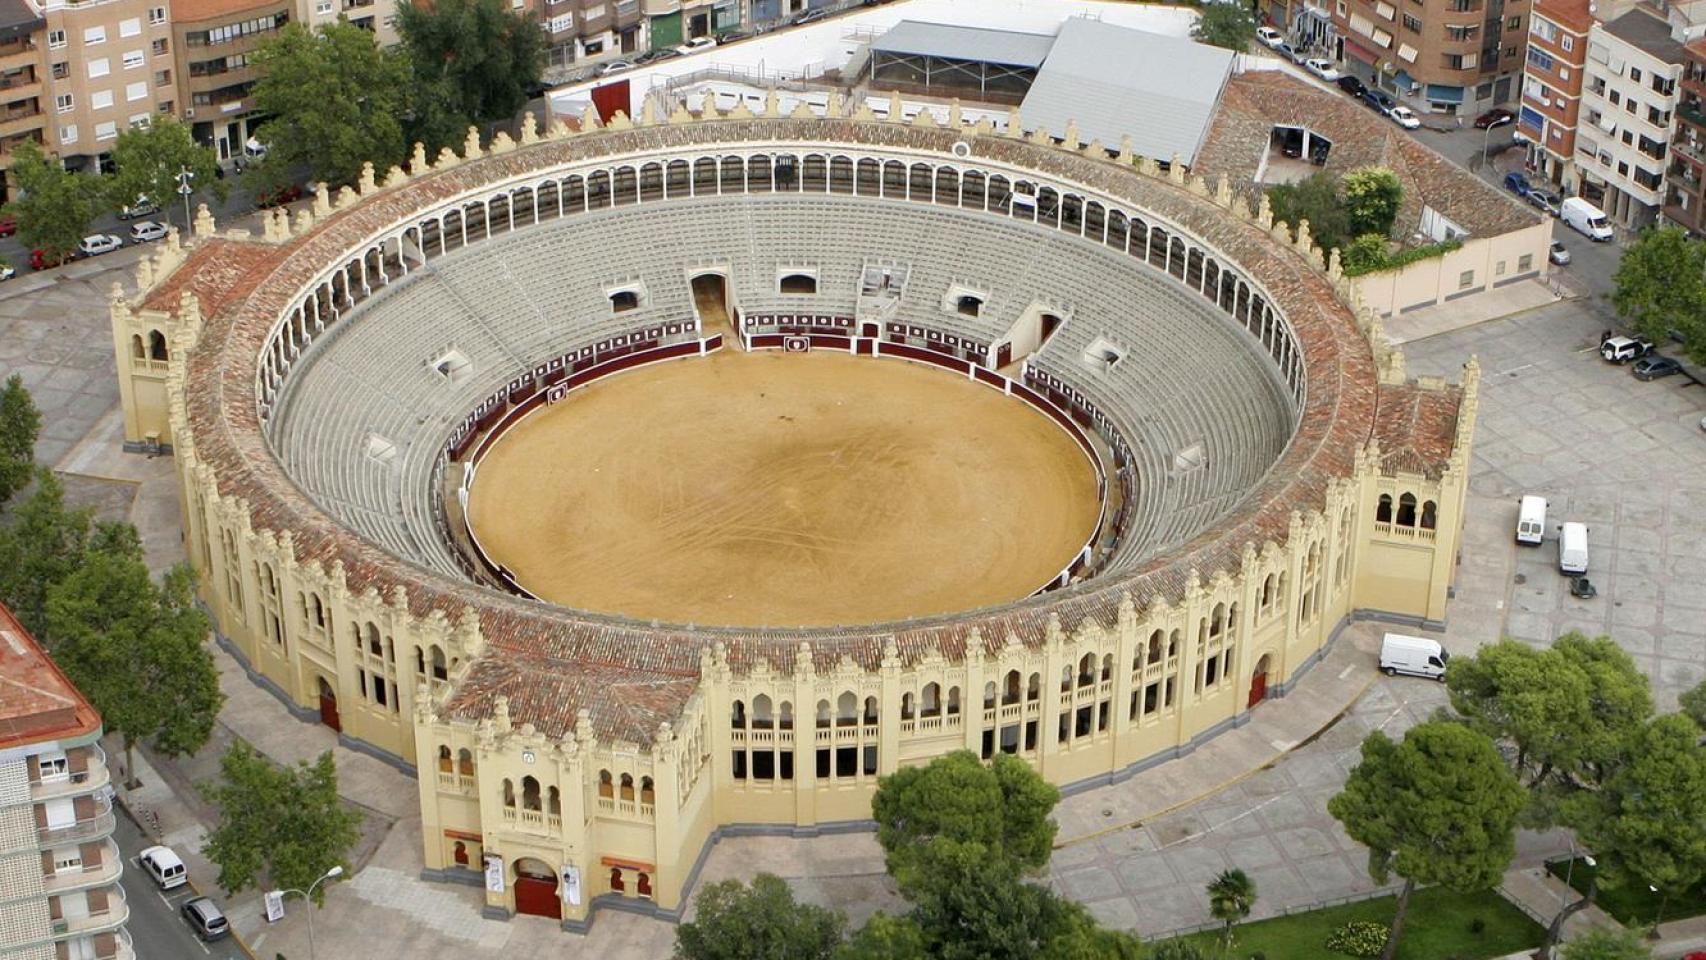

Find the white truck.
xmin=1558 ymin=521 xmax=1590 ymax=575
xmin=1560 ymin=197 xmax=1614 ymax=241
xmin=1379 ymin=633 xmax=1449 ymax=681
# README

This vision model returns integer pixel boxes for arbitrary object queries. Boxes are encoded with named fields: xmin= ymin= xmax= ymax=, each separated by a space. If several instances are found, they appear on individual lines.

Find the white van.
xmin=1561 ymin=197 xmax=1614 ymax=241
xmin=1516 ymin=495 xmax=1547 ymax=546
xmin=1380 ymin=633 xmax=1449 ymax=681
xmin=1558 ymin=521 xmax=1589 ymax=575
xmin=138 ymin=845 xmax=187 ymax=890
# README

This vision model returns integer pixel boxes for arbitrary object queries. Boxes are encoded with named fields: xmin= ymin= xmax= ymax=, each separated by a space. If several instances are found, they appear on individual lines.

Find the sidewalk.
xmin=1383 ymin=277 xmax=1564 ymax=345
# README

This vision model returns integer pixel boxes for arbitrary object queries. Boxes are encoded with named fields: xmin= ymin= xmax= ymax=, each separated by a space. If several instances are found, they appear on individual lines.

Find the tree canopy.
xmin=44 ymin=530 xmax=222 ymax=783
xmin=1266 ymin=172 xmax=1352 ymax=253
xmin=674 ymin=873 xmax=845 ymax=960
xmin=250 ymin=21 xmax=411 ymax=188
xmin=4 ymin=140 xmax=100 ymax=262
xmin=1190 ymin=1 xmax=1258 ymax=51
xmin=1206 ymin=868 xmax=1257 ymax=952
xmin=0 ymin=469 xmax=97 ymax=636
xmin=1560 ymin=925 xmax=1653 ymax=960
xmin=201 ymin=742 xmax=361 ymax=903
xmin=0 ymin=374 xmax=40 ymax=506
xmin=107 ymin=115 xmax=223 ymax=229
xmin=1341 ymin=166 xmax=1403 ymax=238
xmin=872 ymin=750 xmax=1058 ymax=891
xmin=1613 ymin=226 xmax=1706 ymax=364
xmin=1328 ymin=721 xmax=1526 ymax=960
xmin=397 ymin=0 xmax=545 ymax=154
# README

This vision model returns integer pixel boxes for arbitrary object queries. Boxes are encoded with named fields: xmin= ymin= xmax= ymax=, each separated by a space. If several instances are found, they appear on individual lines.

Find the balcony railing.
xmin=50 ymin=885 xmax=128 ymax=939
xmin=42 ymin=840 xmax=123 ymax=894
xmin=37 ymin=800 xmax=116 ymax=847
xmin=32 ymin=745 xmax=109 ymax=801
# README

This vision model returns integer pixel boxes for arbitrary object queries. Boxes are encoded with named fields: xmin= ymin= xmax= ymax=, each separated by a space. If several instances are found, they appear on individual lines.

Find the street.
xmin=112 ymin=807 xmax=247 ymax=960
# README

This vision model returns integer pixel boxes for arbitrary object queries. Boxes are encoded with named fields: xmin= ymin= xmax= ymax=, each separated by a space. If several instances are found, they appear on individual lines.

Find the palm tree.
xmin=1206 ymin=867 xmax=1258 ymax=956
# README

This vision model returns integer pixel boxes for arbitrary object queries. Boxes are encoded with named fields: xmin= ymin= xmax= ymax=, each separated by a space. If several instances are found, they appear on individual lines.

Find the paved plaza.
xmin=7 ymin=246 xmax=1706 ymax=957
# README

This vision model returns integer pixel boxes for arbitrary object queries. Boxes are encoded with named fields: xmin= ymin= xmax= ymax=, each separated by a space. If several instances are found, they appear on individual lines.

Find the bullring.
xmin=109 ymin=99 xmax=1476 ymax=928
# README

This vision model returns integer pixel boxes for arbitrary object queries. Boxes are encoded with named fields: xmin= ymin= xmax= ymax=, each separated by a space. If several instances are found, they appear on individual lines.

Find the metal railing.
xmin=31 ymin=745 xmax=110 ymax=801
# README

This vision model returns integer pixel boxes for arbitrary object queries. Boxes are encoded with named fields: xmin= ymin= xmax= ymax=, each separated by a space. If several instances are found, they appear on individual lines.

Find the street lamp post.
xmin=1562 ymin=847 xmax=1595 ymax=895
xmin=279 ymin=865 xmax=344 ymax=960
xmin=175 ymin=165 xmax=194 ymax=231
xmin=1649 ymin=884 xmax=1667 ymax=939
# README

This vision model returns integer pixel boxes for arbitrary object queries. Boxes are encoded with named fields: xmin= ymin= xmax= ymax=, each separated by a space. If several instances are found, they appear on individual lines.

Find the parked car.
xmin=633 ymin=48 xmax=680 ymax=64
xmin=718 ymin=29 xmax=753 ymax=42
xmin=0 ymin=259 xmax=14 ymax=282
xmin=138 ymin=845 xmax=188 ymax=889
xmin=117 ymin=196 xmax=158 ymax=220
xmin=593 ymin=59 xmax=634 ymax=77
xmin=255 ymin=183 xmax=303 ymax=208
xmin=790 ymin=8 xmax=826 ymax=24
xmin=1256 ymin=25 xmax=1285 ymax=47
xmin=1388 ymin=105 xmax=1421 ymax=129
xmin=675 ymin=35 xmax=717 ymax=54
xmin=129 ymin=220 xmax=168 ymax=242
xmin=1473 ymin=107 xmax=1515 ymax=129
xmin=1527 ymin=190 xmax=1562 ymax=216
xmin=1362 ymin=89 xmax=1396 ymax=114
xmin=1337 ymin=75 xmax=1367 ymax=98
xmin=1601 ymin=335 xmax=1654 ymax=363
xmin=0 ymin=213 xmax=14 ymax=238
xmin=77 ymin=234 xmax=122 ymax=257
xmin=1548 ymin=240 xmax=1571 ymax=265
xmin=181 ymin=896 xmax=230 ymax=941
xmin=1632 ymin=355 xmax=1683 ymax=380
xmin=1303 ymin=57 xmax=1341 ymax=81
xmin=1503 ymin=171 xmax=1533 ymax=198
xmin=29 ymin=248 xmax=68 ymax=270
xmin=1561 ymin=196 xmax=1615 ymax=241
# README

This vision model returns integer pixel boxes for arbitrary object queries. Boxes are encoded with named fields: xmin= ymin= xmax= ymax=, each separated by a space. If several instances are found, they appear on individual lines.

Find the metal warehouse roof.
xmin=870 ymin=20 xmax=1057 ymax=68
xmin=1020 ymin=17 xmax=1234 ymax=167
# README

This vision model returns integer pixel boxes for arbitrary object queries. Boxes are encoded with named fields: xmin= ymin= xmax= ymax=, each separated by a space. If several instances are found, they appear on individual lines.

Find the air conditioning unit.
xmin=183 ymin=108 xmax=194 ymax=118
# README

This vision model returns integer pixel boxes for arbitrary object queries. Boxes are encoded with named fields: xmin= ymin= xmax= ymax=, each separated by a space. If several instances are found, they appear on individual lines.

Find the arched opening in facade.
xmin=513 ymin=857 xmax=561 ymax=920
xmin=1249 ymin=653 xmax=1273 ymax=708
xmin=316 ymin=676 xmax=340 ymax=731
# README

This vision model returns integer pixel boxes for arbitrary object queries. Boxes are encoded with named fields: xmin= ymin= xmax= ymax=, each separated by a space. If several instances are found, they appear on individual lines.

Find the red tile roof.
xmin=0 ymin=603 xmax=102 ymax=750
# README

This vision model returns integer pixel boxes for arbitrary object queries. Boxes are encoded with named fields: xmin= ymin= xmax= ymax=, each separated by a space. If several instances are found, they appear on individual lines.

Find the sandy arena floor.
xmin=465 ymin=348 xmax=1101 ymax=627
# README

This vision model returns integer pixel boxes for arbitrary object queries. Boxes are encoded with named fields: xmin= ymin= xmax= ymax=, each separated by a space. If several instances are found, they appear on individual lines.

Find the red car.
xmin=29 ymin=248 xmax=69 ymax=270
xmin=0 ymin=214 xmax=15 ymax=238
xmin=1474 ymin=108 xmax=1515 ymax=129
xmin=255 ymin=183 xmax=303 ymax=209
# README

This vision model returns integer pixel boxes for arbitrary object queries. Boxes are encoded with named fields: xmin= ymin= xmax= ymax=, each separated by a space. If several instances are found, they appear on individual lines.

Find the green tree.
xmin=1266 ymin=172 xmax=1352 ymax=253
xmin=836 ymin=913 xmax=928 ymax=960
xmin=1206 ymin=868 xmax=1256 ymax=955
xmin=1340 ymin=233 xmax=1390 ymax=274
xmin=107 ymin=115 xmax=223 ymax=229
xmin=1148 ymin=942 xmax=1208 ymax=960
xmin=674 ymin=873 xmax=846 ymax=960
xmin=4 ymin=140 xmax=100 ymax=263
xmin=0 ymin=469 xmax=96 ymax=636
xmin=1679 ymin=679 xmax=1706 ymax=732
xmin=1190 ymin=1 xmax=1258 ymax=51
xmin=1328 ymin=721 xmax=1526 ymax=960
xmin=1613 ymin=226 xmax=1706 ymax=363
xmin=250 ymin=21 xmax=411 ymax=188
xmin=1560 ymin=925 xmax=1653 ymax=960
xmin=0 ymin=374 xmax=41 ymax=506
xmin=872 ymin=750 xmax=1057 ymax=891
xmin=1341 ymin=166 xmax=1403 ymax=238
xmin=201 ymin=743 xmax=361 ymax=903
xmin=1567 ymin=713 xmax=1706 ymax=925
xmin=44 ymin=540 xmax=222 ymax=786
xmin=397 ymin=0 xmax=545 ymax=153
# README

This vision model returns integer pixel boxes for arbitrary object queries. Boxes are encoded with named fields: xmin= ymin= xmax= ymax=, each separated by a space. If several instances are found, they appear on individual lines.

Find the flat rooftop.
xmin=871 ymin=20 xmax=1056 ymax=67
xmin=0 ymin=603 xmax=100 ymax=750
xmin=1602 ymin=7 xmax=1688 ymax=63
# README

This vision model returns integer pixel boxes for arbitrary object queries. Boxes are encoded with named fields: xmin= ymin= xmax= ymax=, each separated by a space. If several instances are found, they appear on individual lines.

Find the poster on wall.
xmin=484 ymin=854 xmax=505 ymax=893
xmin=563 ymin=865 xmax=582 ymax=906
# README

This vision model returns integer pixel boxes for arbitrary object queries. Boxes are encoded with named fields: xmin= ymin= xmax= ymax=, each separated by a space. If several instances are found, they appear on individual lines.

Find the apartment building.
xmin=1577 ymin=7 xmax=1686 ymax=227
xmin=171 ymin=0 xmax=288 ymax=164
xmin=0 ymin=0 xmax=45 ymax=199
xmin=1517 ymin=0 xmax=1596 ymax=190
xmin=644 ymin=0 xmax=733 ymax=49
xmin=1663 ymin=36 xmax=1706 ymax=230
xmin=0 ymin=604 xmax=130 ymax=960
xmin=39 ymin=0 xmax=177 ymax=172
xmin=1332 ymin=0 xmax=1531 ymax=114
xmin=298 ymin=0 xmax=399 ymax=47
xmin=532 ymin=0 xmax=645 ymax=70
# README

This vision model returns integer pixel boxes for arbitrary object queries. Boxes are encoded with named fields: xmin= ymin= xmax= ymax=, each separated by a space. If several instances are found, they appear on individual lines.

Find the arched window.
xmin=1211 ymin=603 xmax=1227 ymax=637
xmin=619 ymin=773 xmax=635 ymax=801
xmin=501 ymin=778 xmax=515 ymax=808
xmin=1100 ymin=654 xmax=1113 ymax=682
xmin=779 ymin=273 xmax=817 ymax=294
xmin=779 ymin=701 xmax=794 ymax=730
xmin=731 ymin=700 xmax=746 ymax=728
xmin=837 ymin=692 xmax=857 ymax=726
xmin=901 ymin=692 xmax=915 ymax=720
xmin=863 ymin=696 xmax=879 ymax=726
xmin=921 ymin=682 xmax=941 ymax=716
xmin=1003 ymin=670 xmax=1021 ymax=705
xmin=1147 ymin=630 xmax=1163 ymax=665
xmin=983 ymin=681 xmax=997 ymax=708
xmin=1168 ymin=630 xmax=1181 ymax=657
xmin=1261 ymin=575 xmax=1276 ymax=608
xmin=1307 ymin=545 xmax=1321 ymax=578
xmin=364 ymin=622 xmax=381 ymax=656
xmin=414 ymin=646 xmax=426 ymax=676
xmin=521 ymin=776 xmax=541 ymax=811
xmin=947 ymin=686 xmax=961 ymax=715
xmin=1421 ymin=500 xmax=1438 ymax=530
xmin=457 ymin=748 xmax=474 ymax=776
xmin=816 ymin=699 xmax=832 ymax=728
xmin=752 ymin=694 xmax=772 ymax=729
xmin=1397 ymin=493 xmax=1418 ymax=527
xmin=437 ymin=745 xmax=452 ymax=772
xmin=148 ymin=329 xmax=169 ymax=361
xmin=956 ymin=294 xmax=982 ymax=317
xmin=638 ymin=872 xmax=652 ymax=898
xmin=547 ymin=786 xmax=561 ymax=816
xmin=1078 ymin=654 xmax=1096 ymax=687
xmin=130 ymin=334 xmax=145 ymax=359
xmin=1060 ymin=666 xmax=1073 ymax=692
xmin=598 ymin=769 xmax=613 ymax=798
xmin=609 ymin=290 xmax=639 ymax=312
xmin=431 ymin=646 xmax=447 ymax=681
xmin=1376 ymin=493 xmax=1393 ymax=524
xmin=1027 ymin=673 xmax=1041 ymax=701
xmin=640 ymin=776 xmax=654 ymax=804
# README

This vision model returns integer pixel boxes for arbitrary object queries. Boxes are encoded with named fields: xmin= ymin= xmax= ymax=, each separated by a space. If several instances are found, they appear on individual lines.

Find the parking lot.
xmin=114 ymin=808 xmax=247 ymax=960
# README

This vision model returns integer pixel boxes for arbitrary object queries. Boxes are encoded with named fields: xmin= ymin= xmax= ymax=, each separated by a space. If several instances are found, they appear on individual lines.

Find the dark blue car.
xmin=1503 ymin=171 xmax=1533 ymax=198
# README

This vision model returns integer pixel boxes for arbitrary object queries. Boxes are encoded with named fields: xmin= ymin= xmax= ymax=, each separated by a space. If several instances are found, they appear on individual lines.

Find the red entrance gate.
xmin=318 ymin=682 xmax=341 ymax=731
xmin=515 ymin=875 xmax=562 ymax=920
xmin=1247 ymin=669 xmax=1268 ymax=709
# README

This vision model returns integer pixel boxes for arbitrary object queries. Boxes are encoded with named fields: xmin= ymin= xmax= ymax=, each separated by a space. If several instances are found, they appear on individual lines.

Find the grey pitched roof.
xmin=1020 ymin=18 xmax=1234 ymax=167
xmin=870 ymin=20 xmax=1056 ymax=68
